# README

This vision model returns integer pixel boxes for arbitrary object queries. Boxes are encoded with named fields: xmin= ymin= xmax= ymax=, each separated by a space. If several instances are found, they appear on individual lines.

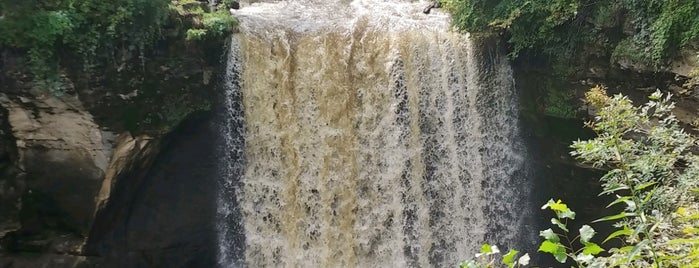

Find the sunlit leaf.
xmin=579 ymin=225 xmax=595 ymax=243
xmin=635 ymin=181 xmax=658 ymax=191
xmin=627 ymin=239 xmax=649 ymax=262
xmin=599 ymin=184 xmax=629 ymax=196
xmin=502 ymin=249 xmax=518 ymax=267
xmin=540 ymin=228 xmax=560 ymax=242
xmin=593 ymin=212 xmax=631 ymax=223
xmin=480 ymin=243 xmax=492 ymax=254
xmin=559 ymin=209 xmax=576 ymax=220
xmin=631 ymin=223 xmax=645 ymax=240
xmin=538 ymin=240 xmax=561 ymax=254
xmin=606 ymin=195 xmax=632 ymax=208
xmin=518 ymin=253 xmax=530 ymax=266
xmin=553 ymin=250 xmax=568 ymax=263
xmin=551 ymin=218 xmax=568 ymax=232
xmin=603 ymin=227 xmax=632 ymax=244
xmin=583 ymin=242 xmax=604 ymax=255
xmin=667 ymin=238 xmax=699 ymax=245
xmin=575 ymin=253 xmax=594 ymax=264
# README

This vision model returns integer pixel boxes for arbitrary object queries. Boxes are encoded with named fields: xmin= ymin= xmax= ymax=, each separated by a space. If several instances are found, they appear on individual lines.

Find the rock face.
xmin=83 ymin=112 xmax=220 ymax=267
xmin=0 ymin=91 xmax=113 ymax=236
xmin=0 ymin=92 xmax=223 ymax=267
xmin=1 ymin=26 xmax=225 ymax=267
xmin=0 ymin=82 xmax=117 ymax=265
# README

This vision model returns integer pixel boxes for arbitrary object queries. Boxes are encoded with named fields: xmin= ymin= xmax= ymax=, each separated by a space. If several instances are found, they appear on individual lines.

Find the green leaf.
xmin=583 ymin=242 xmax=604 ymax=255
xmin=502 ymin=249 xmax=518 ymax=267
xmin=592 ymin=212 xmax=632 ymax=223
xmin=606 ymin=195 xmax=632 ymax=208
xmin=543 ymin=199 xmax=577 ymax=219
xmin=480 ymin=243 xmax=492 ymax=254
xmin=551 ymin=218 xmax=569 ymax=232
xmin=603 ymin=227 xmax=632 ymax=244
xmin=548 ymin=201 xmax=568 ymax=212
xmin=518 ymin=253 xmax=530 ymax=266
xmin=642 ymin=188 xmax=655 ymax=203
xmin=559 ymin=209 xmax=576 ymax=220
xmin=635 ymin=181 xmax=658 ymax=191
xmin=538 ymin=240 xmax=561 ymax=254
xmin=539 ymin=228 xmax=560 ymax=242
xmin=631 ymin=222 xmax=646 ymax=240
xmin=618 ymin=245 xmax=634 ymax=253
xmin=541 ymin=199 xmax=556 ymax=209
xmin=553 ymin=250 xmax=568 ymax=263
xmin=599 ymin=184 xmax=629 ymax=196
xmin=667 ymin=238 xmax=699 ymax=245
xmin=579 ymin=225 xmax=595 ymax=243
xmin=575 ymin=253 xmax=594 ymax=264
xmin=627 ymin=239 xmax=650 ymax=262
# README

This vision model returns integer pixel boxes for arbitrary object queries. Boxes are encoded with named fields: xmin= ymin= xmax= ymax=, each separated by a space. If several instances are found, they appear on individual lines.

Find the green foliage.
xmin=624 ymin=0 xmax=699 ymax=66
xmin=459 ymin=244 xmax=530 ymax=268
xmin=573 ymin=89 xmax=699 ymax=212
xmin=442 ymin=0 xmax=581 ymax=59
xmin=539 ymin=199 xmax=606 ymax=266
xmin=442 ymin=0 xmax=699 ymax=69
xmin=222 ymin=0 xmax=238 ymax=9
xmin=0 ymin=0 xmax=236 ymax=92
xmin=0 ymin=1 xmax=75 ymax=83
xmin=185 ymin=29 xmax=209 ymax=41
xmin=567 ymin=88 xmax=699 ymax=267
xmin=0 ymin=0 xmax=170 ymax=89
xmin=185 ymin=11 xmax=238 ymax=41
xmin=202 ymin=11 xmax=238 ymax=37
xmin=464 ymin=89 xmax=699 ymax=267
xmin=544 ymin=86 xmax=575 ymax=118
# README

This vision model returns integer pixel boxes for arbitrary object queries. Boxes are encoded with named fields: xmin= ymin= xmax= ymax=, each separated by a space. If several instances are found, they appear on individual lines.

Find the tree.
xmin=462 ymin=87 xmax=699 ymax=267
xmin=566 ymin=86 xmax=699 ymax=267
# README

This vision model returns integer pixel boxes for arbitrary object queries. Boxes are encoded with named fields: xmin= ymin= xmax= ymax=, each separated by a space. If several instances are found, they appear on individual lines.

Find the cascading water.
xmin=218 ymin=0 xmax=532 ymax=267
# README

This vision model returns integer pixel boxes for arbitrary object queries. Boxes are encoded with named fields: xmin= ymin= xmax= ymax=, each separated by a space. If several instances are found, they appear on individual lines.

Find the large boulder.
xmin=0 ymin=88 xmax=113 ymax=240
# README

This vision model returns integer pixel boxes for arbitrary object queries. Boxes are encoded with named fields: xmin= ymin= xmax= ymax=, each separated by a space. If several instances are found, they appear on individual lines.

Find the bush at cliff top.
xmin=0 ymin=0 xmax=169 ymax=85
xmin=441 ymin=0 xmax=699 ymax=69
xmin=0 ymin=0 xmax=236 ymax=90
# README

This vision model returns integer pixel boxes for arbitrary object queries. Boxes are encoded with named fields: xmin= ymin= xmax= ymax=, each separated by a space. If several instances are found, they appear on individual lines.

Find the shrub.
xmin=464 ymin=88 xmax=699 ymax=267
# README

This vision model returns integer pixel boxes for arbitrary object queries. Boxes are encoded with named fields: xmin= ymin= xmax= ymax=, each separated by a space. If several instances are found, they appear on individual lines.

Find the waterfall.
xmin=218 ymin=1 xmax=531 ymax=267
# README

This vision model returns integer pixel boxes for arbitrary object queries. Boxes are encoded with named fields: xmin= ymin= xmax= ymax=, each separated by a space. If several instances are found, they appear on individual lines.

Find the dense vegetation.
xmin=0 ymin=0 xmax=237 ymax=90
xmin=462 ymin=88 xmax=699 ymax=267
xmin=444 ymin=1 xmax=699 ymax=266
xmin=0 ymin=0 xmax=238 ymax=133
xmin=441 ymin=0 xmax=699 ymax=70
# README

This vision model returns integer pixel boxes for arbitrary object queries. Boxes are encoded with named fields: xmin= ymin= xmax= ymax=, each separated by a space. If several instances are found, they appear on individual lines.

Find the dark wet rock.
xmin=83 ymin=112 xmax=221 ymax=267
xmin=423 ymin=1 xmax=441 ymax=14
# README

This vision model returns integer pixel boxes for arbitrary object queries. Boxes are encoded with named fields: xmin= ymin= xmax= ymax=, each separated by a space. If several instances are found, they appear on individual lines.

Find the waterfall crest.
xmin=218 ymin=1 xmax=531 ymax=267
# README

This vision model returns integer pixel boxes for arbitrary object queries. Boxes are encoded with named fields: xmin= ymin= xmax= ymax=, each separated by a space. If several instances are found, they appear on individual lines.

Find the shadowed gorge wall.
xmin=84 ymin=112 xmax=221 ymax=267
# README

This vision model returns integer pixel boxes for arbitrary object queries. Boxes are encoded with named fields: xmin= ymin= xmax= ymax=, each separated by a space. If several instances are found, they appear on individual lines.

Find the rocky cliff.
xmin=0 ymin=14 xmax=228 ymax=266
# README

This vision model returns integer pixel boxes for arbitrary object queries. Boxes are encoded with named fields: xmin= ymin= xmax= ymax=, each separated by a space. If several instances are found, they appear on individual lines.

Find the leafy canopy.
xmin=0 ymin=0 xmax=236 ymax=90
xmin=442 ymin=0 xmax=699 ymax=68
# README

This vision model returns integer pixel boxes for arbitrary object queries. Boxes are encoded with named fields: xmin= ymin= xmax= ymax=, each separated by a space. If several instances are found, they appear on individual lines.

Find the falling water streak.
xmin=217 ymin=0 xmax=531 ymax=267
xmin=218 ymin=35 xmax=247 ymax=267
